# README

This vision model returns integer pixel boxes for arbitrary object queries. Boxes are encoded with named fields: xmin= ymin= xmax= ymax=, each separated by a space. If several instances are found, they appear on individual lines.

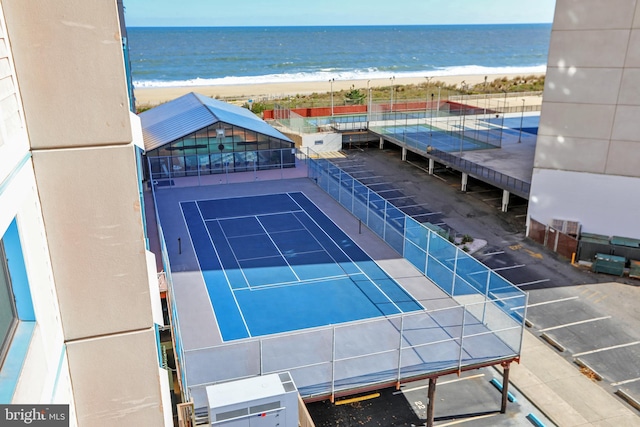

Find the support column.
xmin=426 ymin=377 xmax=437 ymax=427
xmin=501 ymin=189 xmax=510 ymax=212
xmin=501 ymin=362 xmax=511 ymax=414
xmin=461 ymin=172 xmax=468 ymax=192
xmin=402 ymin=147 xmax=407 ymax=161
xmin=428 ymin=158 xmax=434 ymax=175
xmin=379 ymin=136 xmax=384 ymax=149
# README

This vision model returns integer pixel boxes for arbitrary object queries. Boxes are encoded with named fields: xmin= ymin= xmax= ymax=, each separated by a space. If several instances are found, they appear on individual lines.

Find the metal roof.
xmin=139 ymin=92 xmax=292 ymax=152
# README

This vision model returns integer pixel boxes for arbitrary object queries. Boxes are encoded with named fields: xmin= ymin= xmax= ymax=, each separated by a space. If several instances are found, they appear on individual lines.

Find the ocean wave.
xmin=132 ymin=64 xmax=547 ymax=88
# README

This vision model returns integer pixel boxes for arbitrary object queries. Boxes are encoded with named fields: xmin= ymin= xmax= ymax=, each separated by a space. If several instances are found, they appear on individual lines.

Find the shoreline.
xmin=133 ymin=72 xmax=545 ymax=108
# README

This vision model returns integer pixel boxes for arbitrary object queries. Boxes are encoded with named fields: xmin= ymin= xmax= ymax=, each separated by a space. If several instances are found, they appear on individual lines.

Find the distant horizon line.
xmin=126 ymin=22 xmax=552 ymax=29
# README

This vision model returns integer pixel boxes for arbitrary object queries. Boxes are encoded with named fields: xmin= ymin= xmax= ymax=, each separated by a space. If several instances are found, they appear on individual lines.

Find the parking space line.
xmin=492 ymin=264 xmax=526 ymax=271
xmin=538 ymin=316 xmax=611 ymax=332
xmin=477 ymin=250 xmax=504 ymax=257
xmin=411 ymin=211 xmax=442 ymax=216
xmin=437 ymin=413 xmax=500 ymax=426
xmin=510 ymin=296 xmax=579 ymax=311
xmin=526 ymin=296 xmax=579 ymax=308
xmin=572 ymin=341 xmax=640 ymax=358
xmin=517 ymin=279 xmax=550 ymax=287
xmin=611 ymin=376 xmax=640 ymax=387
xmin=393 ymin=373 xmax=486 ymax=395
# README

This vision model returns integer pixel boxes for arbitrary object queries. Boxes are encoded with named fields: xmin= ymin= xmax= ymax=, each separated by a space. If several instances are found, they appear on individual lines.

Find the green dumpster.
xmin=592 ymin=253 xmax=626 ymax=277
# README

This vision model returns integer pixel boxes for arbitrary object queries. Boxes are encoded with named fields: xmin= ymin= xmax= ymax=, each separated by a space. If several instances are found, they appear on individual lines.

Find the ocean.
xmin=126 ymin=24 xmax=551 ymax=88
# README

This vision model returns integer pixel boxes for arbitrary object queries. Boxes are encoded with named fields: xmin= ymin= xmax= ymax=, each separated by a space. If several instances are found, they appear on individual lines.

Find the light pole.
xmin=367 ymin=80 xmax=371 ymax=127
xmin=518 ymin=98 xmax=525 ymax=143
xmin=425 ymin=77 xmax=431 ymax=117
xmin=390 ymin=75 xmax=395 ymax=111
xmin=459 ymin=81 xmax=468 ymax=156
xmin=430 ymin=93 xmax=434 ymax=136
xmin=502 ymin=90 xmax=508 ymax=114
xmin=329 ymin=78 xmax=335 ymax=117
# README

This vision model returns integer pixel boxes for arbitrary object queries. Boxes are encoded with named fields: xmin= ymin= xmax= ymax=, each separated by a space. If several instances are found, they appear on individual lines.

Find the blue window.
xmin=0 ymin=218 xmax=35 ymax=402
xmin=0 ymin=240 xmax=17 ymax=368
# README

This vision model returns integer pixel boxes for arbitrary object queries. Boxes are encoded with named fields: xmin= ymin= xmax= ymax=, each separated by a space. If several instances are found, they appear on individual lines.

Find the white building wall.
xmin=530 ymin=0 xmax=640 ymax=238
xmin=301 ymin=132 xmax=343 ymax=153
xmin=0 ymin=5 xmax=75 ymax=421
xmin=1 ymin=1 xmax=171 ymax=425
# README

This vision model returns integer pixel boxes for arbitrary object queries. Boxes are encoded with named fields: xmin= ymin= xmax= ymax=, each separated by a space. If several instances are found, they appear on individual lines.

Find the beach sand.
xmin=134 ymin=73 xmax=544 ymax=108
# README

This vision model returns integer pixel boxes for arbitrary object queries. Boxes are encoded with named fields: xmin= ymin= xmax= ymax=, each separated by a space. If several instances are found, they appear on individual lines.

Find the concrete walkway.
xmin=500 ymin=331 xmax=640 ymax=426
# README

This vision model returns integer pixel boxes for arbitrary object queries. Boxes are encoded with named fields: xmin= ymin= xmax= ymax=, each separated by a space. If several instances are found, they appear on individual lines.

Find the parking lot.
xmin=322 ymin=146 xmax=640 ymax=422
xmin=308 ymin=368 xmax=553 ymax=426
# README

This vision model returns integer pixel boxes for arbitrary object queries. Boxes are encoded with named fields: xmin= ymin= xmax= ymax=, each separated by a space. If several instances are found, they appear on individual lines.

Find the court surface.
xmin=181 ymin=191 xmax=423 ymax=341
xmin=376 ymin=124 xmax=499 ymax=153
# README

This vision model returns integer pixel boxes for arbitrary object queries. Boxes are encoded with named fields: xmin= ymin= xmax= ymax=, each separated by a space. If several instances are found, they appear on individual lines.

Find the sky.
xmin=124 ymin=0 xmax=557 ymax=27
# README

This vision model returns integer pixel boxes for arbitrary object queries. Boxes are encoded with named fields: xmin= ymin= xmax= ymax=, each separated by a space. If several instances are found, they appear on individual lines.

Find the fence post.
xmin=457 ymin=306 xmax=467 ymax=375
xmin=331 ymin=326 xmax=336 ymax=403
xmin=397 ymin=315 xmax=405 ymax=385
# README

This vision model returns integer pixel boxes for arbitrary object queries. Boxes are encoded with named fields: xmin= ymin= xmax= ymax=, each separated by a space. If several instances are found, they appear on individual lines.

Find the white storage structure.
xmin=206 ymin=372 xmax=299 ymax=426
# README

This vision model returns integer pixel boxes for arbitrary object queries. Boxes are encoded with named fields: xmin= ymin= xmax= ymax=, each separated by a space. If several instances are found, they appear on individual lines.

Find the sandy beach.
xmin=134 ymin=73 xmax=544 ymax=108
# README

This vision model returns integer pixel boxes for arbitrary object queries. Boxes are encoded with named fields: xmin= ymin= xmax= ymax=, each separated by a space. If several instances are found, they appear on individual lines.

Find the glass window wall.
xmin=146 ymin=122 xmax=294 ymax=178
xmin=0 ymin=239 xmax=17 ymax=369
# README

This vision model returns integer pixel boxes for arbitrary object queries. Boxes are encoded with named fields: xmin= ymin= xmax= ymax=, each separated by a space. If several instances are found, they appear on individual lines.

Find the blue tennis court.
xmin=181 ymin=192 xmax=422 ymax=341
xmin=379 ymin=125 xmax=497 ymax=153
xmin=484 ymin=115 xmax=540 ymax=135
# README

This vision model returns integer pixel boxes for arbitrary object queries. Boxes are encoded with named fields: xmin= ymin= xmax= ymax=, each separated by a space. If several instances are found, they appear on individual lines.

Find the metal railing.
xmin=307 ymin=151 xmax=528 ymax=313
xmin=426 ymin=147 xmax=531 ymax=198
xmin=185 ymin=296 xmax=525 ymax=409
xmin=156 ymin=150 xmax=527 ymax=412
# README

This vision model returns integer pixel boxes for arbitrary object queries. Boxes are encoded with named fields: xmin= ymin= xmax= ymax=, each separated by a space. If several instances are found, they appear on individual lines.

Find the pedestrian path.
xmin=501 ymin=331 xmax=640 ymax=426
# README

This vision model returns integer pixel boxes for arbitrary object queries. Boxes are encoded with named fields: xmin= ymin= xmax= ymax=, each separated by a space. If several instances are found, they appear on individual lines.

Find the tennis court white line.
xmin=203 ymin=209 xmax=305 ymax=222
xmin=192 ymin=202 xmax=252 ymax=339
xmin=255 ymin=215 xmax=302 ymax=283
xmin=238 ymin=249 xmax=326 ymax=263
xmin=538 ymin=316 xmax=611 ymax=332
xmin=287 ymin=193 xmax=407 ymax=314
xmin=572 ymin=341 xmax=640 ymax=358
xmin=238 ymin=273 xmax=362 ymax=291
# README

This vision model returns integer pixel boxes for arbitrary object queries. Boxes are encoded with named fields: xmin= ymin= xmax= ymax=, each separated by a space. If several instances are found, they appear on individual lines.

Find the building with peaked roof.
xmin=140 ymin=92 xmax=295 ymax=180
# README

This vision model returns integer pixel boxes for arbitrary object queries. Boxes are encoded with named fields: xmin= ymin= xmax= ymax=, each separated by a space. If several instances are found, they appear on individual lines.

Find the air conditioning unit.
xmin=550 ymin=219 xmax=581 ymax=237
xmin=206 ymin=372 xmax=299 ymax=426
